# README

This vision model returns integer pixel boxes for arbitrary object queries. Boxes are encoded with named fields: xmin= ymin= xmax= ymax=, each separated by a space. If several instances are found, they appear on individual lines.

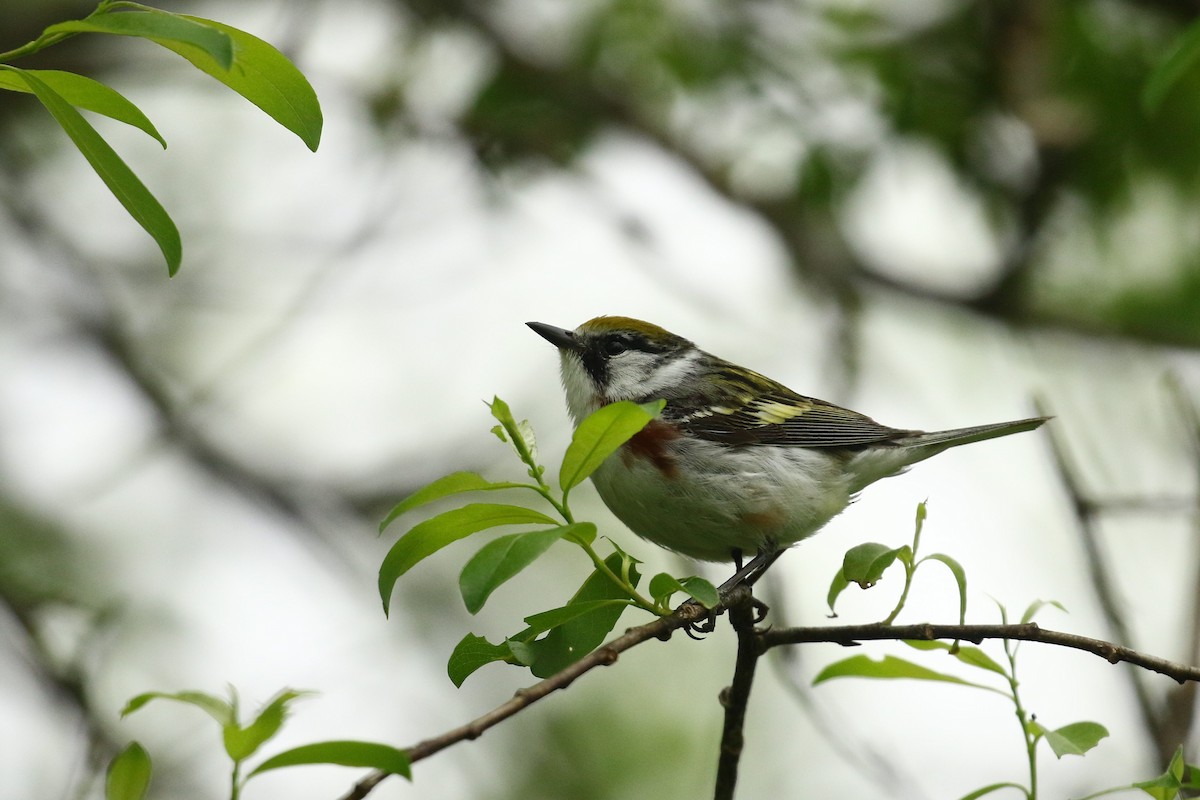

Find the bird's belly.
xmin=590 ymin=441 xmax=854 ymax=562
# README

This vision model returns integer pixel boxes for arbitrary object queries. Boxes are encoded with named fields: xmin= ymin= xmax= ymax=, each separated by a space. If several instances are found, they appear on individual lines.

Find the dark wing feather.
xmin=670 ymin=373 xmax=912 ymax=449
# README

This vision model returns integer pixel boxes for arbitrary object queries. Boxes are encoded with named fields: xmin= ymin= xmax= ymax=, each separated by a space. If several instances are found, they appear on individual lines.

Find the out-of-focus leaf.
xmin=106 ymin=742 xmax=152 ymax=800
xmin=1020 ymin=598 xmax=1067 ymax=625
xmin=1144 ymin=19 xmax=1200 ymax=112
xmin=121 ymin=690 xmax=233 ymax=726
xmin=0 ymin=69 xmax=165 ymax=146
xmin=4 ymin=67 xmax=181 ymax=275
xmin=955 ymin=782 xmax=1027 ymax=800
xmin=223 ymin=689 xmax=309 ymax=762
xmin=249 ymin=741 xmax=411 ymax=779
xmin=378 ymin=504 xmax=558 ymax=615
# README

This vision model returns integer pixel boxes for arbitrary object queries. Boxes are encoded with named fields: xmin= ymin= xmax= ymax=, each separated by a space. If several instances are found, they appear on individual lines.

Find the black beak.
xmin=526 ymin=321 xmax=580 ymax=351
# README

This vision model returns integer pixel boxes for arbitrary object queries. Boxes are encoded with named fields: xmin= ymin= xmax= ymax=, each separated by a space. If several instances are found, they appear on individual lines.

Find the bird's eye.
xmin=601 ymin=336 xmax=628 ymax=357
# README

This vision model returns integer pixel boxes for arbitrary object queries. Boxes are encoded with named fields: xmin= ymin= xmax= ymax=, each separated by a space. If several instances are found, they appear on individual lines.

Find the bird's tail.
xmin=901 ymin=416 xmax=1050 ymax=453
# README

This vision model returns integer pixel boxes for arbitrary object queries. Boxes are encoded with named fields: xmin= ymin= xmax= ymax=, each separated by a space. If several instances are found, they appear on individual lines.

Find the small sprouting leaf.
xmin=1020 ymin=598 xmax=1067 ymax=625
xmin=4 ymin=67 xmax=181 ymax=275
xmin=223 ymin=689 xmax=309 ymax=762
xmin=106 ymin=742 xmax=152 ymax=800
xmin=921 ymin=552 xmax=968 ymax=624
xmin=826 ymin=566 xmax=850 ymax=616
xmin=521 ymin=599 xmax=631 ymax=636
xmin=559 ymin=400 xmax=664 ymax=492
xmin=1144 ymin=19 xmax=1200 ymax=112
xmin=45 ymin=10 xmax=234 ymax=69
xmin=459 ymin=526 xmax=575 ymax=613
xmin=378 ymin=504 xmax=558 ymax=615
xmin=490 ymin=424 xmax=507 ymax=443
xmin=488 ymin=396 xmax=529 ymax=453
xmin=447 ymin=633 xmax=514 ymax=687
xmin=813 ymin=655 xmax=997 ymax=693
xmin=903 ymin=640 xmax=1009 ymax=677
xmin=648 ymin=573 xmax=718 ymax=609
xmin=121 ymin=690 xmax=233 ymax=726
xmin=1040 ymin=721 xmax=1109 ymax=759
xmin=379 ymin=472 xmax=529 ymax=532
xmin=0 ymin=69 xmax=165 ymax=146
xmin=249 ymin=741 xmax=411 ymax=780
xmin=841 ymin=542 xmax=903 ymax=589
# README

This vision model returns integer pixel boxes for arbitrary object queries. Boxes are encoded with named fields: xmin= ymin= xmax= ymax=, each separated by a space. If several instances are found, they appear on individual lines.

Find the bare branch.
xmin=761 ymin=622 xmax=1200 ymax=684
xmin=336 ymin=593 xmax=744 ymax=800
xmin=714 ymin=599 xmax=763 ymax=800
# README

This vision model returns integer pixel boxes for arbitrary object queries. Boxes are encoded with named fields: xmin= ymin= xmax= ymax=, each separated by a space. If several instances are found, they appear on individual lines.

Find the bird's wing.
xmin=670 ymin=376 xmax=911 ymax=449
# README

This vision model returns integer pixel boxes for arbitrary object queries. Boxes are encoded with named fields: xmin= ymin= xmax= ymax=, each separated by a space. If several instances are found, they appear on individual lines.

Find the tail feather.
xmin=902 ymin=416 xmax=1050 ymax=451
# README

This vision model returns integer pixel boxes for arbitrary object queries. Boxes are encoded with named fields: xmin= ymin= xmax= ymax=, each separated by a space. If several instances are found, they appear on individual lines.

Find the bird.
xmin=527 ymin=316 xmax=1047 ymax=587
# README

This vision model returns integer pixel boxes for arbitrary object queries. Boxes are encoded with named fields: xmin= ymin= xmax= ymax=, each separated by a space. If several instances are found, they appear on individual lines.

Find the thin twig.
xmin=713 ymin=598 xmax=762 ymax=800
xmin=337 ymin=590 xmax=748 ymax=800
xmin=760 ymin=622 xmax=1200 ymax=684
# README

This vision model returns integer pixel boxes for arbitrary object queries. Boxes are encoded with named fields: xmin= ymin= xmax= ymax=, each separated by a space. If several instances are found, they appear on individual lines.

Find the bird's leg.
xmin=731 ymin=548 xmax=744 ymax=572
xmin=718 ymin=548 xmax=784 ymax=593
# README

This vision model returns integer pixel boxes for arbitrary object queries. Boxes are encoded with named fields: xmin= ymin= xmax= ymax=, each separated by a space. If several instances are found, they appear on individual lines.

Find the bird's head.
xmin=527 ymin=316 xmax=699 ymax=423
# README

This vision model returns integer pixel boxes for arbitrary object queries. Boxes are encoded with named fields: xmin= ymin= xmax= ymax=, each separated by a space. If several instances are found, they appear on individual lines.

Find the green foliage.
xmin=116 ymin=685 xmax=409 ymax=799
xmin=827 ymin=501 xmax=967 ymax=625
xmin=380 ymin=396 xmax=716 ymax=684
xmin=814 ymin=595 xmax=1108 ymax=799
xmin=0 ymin=0 xmax=322 ymax=275
xmin=106 ymin=742 xmax=152 ymax=800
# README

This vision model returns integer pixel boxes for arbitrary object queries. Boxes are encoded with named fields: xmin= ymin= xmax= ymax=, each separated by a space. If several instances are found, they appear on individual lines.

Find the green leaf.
xmin=3 ymin=67 xmax=181 ymax=275
xmin=1040 ymin=721 xmax=1109 ymax=759
xmin=106 ymin=742 xmax=152 ymax=800
xmin=521 ymin=553 xmax=640 ymax=678
xmin=176 ymin=16 xmax=321 ymax=150
xmin=648 ymin=573 xmax=719 ymax=609
xmin=1020 ymin=598 xmax=1067 ymax=625
xmin=955 ymin=782 xmax=1027 ymax=800
xmin=921 ymin=552 xmax=968 ymax=624
xmin=378 ymin=503 xmax=558 ymax=615
xmin=559 ymin=400 xmax=664 ymax=492
xmin=459 ymin=526 xmax=575 ymax=613
xmin=121 ymin=690 xmax=233 ymax=726
xmin=1144 ymin=19 xmax=1200 ymax=112
xmin=249 ymin=741 xmax=411 ymax=780
xmin=903 ymin=640 xmax=1009 ymax=677
xmin=0 ymin=69 xmax=165 ymax=146
xmin=841 ymin=542 xmax=904 ymax=589
xmin=488 ymin=397 xmax=539 ymax=469
xmin=813 ymin=654 xmax=998 ymax=693
xmin=446 ymin=633 xmax=514 ymax=687
xmin=45 ymin=10 xmax=234 ymax=69
xmin=223 ymin=689 xmax=309 ymax=762
xmin=826 ymin=566 xmax=850 ymax=616
xmin=521 ymin=599 xmax=632 ymax=636
xmin=379 ymin=472 xmax=529 ymax=532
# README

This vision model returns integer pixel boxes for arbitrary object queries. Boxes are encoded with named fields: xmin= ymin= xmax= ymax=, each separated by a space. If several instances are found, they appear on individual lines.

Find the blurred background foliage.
xmin=5 ymin=0 xmax=1200 ymax=798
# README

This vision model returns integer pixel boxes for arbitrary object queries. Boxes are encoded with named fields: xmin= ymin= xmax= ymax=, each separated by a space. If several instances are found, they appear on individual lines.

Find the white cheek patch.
xmin=559 ymin=353 xmax=600 ymax=424
xmin=632 ymin=350 xmax=701 ymax=396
